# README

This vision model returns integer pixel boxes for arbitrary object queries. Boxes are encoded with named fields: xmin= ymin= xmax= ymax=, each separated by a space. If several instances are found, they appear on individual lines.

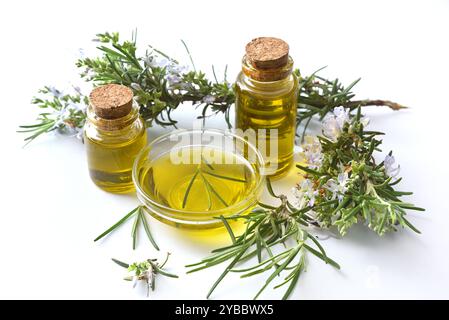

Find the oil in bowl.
xmin=133 ymin=130 xmax=265 ymax=229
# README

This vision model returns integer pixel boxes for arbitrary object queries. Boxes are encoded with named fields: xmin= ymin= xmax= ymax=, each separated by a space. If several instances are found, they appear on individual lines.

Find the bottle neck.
xmin=86 ymin=101 xmax=140 ymax=132
xmin=241 ymin=55 xmax=294 ymax=82
xmin=239 ymin=56 xmax=296 ymax=96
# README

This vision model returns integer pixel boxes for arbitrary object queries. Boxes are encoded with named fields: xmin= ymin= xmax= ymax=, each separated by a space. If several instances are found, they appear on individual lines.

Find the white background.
xmin=1 ymin=0 xmax=448 ymax=299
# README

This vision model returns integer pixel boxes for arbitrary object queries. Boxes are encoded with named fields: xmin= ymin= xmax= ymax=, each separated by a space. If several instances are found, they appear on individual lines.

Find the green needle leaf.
xmin=139 ymin=208 xmax=160 ymax=250
xmin=112 ymin=258 xmax=129 ymax=269
xmin=182 ymin=169 xmax=199 ymax=209
xmin=266 ymin=177 xmax=280 ymax=198
xmin=131 ymin=211 xmax=140 ymax=250
xmin=219 ymin=215 xmax=236 ymax=244
xmin=94 ymin=206 xmax=139 ymax=242
xmin=201 ymin=173 xmax=228 ymax=207
xmin=202 ymin=171 xmax=247 ymax=183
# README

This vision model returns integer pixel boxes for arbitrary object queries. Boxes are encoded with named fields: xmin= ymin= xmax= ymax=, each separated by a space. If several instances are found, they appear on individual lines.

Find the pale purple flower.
xmin=203 ymin=95 xmax=216 ymax=104
xmin=292 ymin=179 xmax=318 ymax=208
xmin=333 ymin=106 xmax=350 ymax=128
xmin=168 ymin=64 xmax=188 ymax=75
xmin=72 ymin=85 xmax=82 ymax=95
xmin=166 ymin=74 xmax=182 ymax=86
xmin=48 ymin=86 xmax=63 ymax=98
xmin=154 ymin=58 xmax=169 ymax=68
xmin=302 ymin=135 xmax=323 ymax=169
xmin=77 ymin=48 xmax=85 ymax=59
xmin=144 ymin=54 xmax=154 ymax=67
xmin=325 ymin=172 xmax=349 ymax=201
xmin=322 ymin=107 xmax=350 ymax=142
xmin=384 ymin=155 xmax=400 ymax=178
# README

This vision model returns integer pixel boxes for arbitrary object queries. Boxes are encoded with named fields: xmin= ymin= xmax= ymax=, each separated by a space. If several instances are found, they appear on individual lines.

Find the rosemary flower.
xmin=292 ymin=179 xmax=318 ymax=207
xmin=325 ymin=172 xmax=349 ymax=202
xmin=202 ymin=95 xmax=216 ymax=104
xmin=322 ymin=106 xmax=350 ymax=141
xmin=295 ymin=106 xmax=423 ymax=236
xmin=302 ymin=135 xmax=323 ymax=169
xmin=384 ymin=154 xmax=400 ymax=178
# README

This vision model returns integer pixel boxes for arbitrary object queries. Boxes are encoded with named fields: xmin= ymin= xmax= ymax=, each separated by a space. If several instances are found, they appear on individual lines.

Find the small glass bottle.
xmin=84 ymin=84 xmax=147 ymax=193
xmin=235 ymin=37 xmax=298 ymax=177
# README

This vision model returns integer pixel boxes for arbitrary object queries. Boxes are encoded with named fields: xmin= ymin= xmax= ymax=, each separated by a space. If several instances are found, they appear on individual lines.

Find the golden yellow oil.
xmin=235 ymin=78 xmax=297 ymax=178
xmin=137 ymin=146 xmax=259 ymax=224
xmin=85 ymin=128 xmax=147 ymax=193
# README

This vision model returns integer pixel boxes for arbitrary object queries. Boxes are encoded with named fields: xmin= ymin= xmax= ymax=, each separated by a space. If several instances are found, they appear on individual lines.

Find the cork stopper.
xmin=245 ymin=37 xmax=289 ymax=70
xmin=89 ymin=84 xmax=134 ymax=119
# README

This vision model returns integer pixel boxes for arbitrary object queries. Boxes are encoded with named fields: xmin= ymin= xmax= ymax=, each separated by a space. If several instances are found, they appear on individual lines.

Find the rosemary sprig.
xmin=18 ymin=86 xmax=87 ymax=144
xmin=182 ymin=155 xmax=245 ymax=210
xmin=294 ymin=106 xmax=424 ymax=236
xmin=112 ymin=253 xmax=178 ymax=296
xmin=187 ymin=107 xmax=424 ymax=299
xmin=294 ymin=68 xmax=407 ymax=139
xmin=20 ymin=31 xmax=406 ymax=143
xmin=94 ymin=206 xmax=159 ymax=250
xmin=186 ymin=179 xmax=340 ymax=300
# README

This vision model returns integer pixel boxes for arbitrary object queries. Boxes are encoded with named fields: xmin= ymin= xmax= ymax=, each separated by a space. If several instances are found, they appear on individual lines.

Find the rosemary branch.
xmin=186 ymin=180 xmax=340 ymax=300
xmin=294 ymin=106 xmax=424 ymax=236
xmin=19 ymin=31 xmax=406 ymax=144
xmin=94 ymin=206 xmax=159 ymax=250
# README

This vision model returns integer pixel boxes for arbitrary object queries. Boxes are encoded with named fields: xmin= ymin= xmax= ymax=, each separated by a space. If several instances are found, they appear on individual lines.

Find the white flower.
xmin=166 ymin=74 xmax=182 ymax=86
xmin=77 ymin=48 xmax=85 ymax=59
xmin=144 ymin=55 xmax=154 ymax=67
xmin=82 ymin=68 xmax=96 ymax=80
xmin=48 ymin=86 xmax=63 ymax=98
xmin=167 ymin=64 xmax=188 ymax=75
xmin=132 ymin=275 xmax=138 ymax=288
xmin=145 ymin=55 xmax=171 ymax=69
xmin=322 ymin=107 xmax=350 ymax=142
xmin=302 ymin=135 xmax=323 ymax=169
xmin=292 ymin=179 xmax=318 ymax=208
xmin=154 ymin=58 xmax=169 ymax=68
xmin=72 ymin=85 xmax=82 ymax=95
xmin=203 ymin=95 xmax=216 ymax=104
xmin=333 ymin=106 xmax=350 ymax=128
xmin=325 ymin=172 xmax=349 ymax=202
xmin=322 ymin=116 xmax=341 ymax=142
xmin=384 ymin=154 xmax=400 ymax=178
xmin=75 ymin=127 xmax=84 ymax=141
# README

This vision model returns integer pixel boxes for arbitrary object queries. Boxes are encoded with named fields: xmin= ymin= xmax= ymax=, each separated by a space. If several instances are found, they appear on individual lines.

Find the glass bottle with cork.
xmin=84 ymin=84 xmax=147 ymax=193
xmin=235 ymin=37 xmax=298 ymax=177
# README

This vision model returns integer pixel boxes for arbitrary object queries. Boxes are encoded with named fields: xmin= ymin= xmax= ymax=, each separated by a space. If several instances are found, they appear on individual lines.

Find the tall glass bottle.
xmin=235 ymin=37 xmax=298 ymax=177
xmin=84 ymin=84 xmax=147 ymax=193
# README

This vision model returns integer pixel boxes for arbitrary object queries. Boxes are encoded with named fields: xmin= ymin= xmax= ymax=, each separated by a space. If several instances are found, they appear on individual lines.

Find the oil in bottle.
xmin=235 ymin=37 xmax=298 ymax=178
xmin=84 ymin=84 xmax=147 ymax=193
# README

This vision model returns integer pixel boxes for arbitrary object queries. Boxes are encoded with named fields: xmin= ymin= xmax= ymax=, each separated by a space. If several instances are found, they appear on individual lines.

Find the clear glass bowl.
xmin=132 ymin=129 xmax=265 ymax=229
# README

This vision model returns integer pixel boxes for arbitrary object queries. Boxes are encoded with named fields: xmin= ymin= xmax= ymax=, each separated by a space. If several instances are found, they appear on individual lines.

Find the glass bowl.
xmin=132 ymin=129 xmax=265 ymax=229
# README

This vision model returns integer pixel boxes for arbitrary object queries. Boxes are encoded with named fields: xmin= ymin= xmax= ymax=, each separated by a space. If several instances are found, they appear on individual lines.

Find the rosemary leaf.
xmin=182 ymin=169 xmax=199 ymax=209
xmin=111 ymin=258 xmax=129 ymax=269
xmin=94 ymin=206 xmax=139 ymax=242
xmin=131 ymin=211 xmax=140 ymax=250
xmin=139 ymin=208 xmax=160 ymax=250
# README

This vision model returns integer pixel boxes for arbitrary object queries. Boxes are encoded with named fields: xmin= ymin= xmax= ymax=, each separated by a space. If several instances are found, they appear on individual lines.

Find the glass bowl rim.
xmin=132 ymin=128 xmax=266 ymax=216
